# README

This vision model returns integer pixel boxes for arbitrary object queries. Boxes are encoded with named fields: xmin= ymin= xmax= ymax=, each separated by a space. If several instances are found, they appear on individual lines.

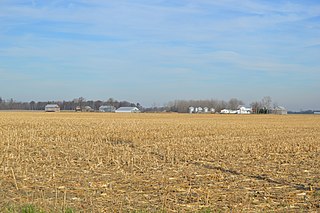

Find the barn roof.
xmin=115 ymin=107 xmax=140 ymax=113
xmin=99 ymin=105 xmax=115 ymax=109
xmin=275 ymin=106 xmax=286 ymax=110
xmin=45 ymin=104 xmax=59 ymax=108
xmin=116 ymin=107 xmax=139 ymax=111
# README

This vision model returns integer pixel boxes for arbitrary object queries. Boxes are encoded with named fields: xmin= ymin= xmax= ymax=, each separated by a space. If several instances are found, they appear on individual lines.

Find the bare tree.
xmin=106 ymin=98 xmax=115 ymax=106
xmin=94 ymin=100 xmax=103 ymax=110
xmin=228 ymin=98 xmax=244 ymax=110
xmin=261 ymin=96 xmax=272 ymax=113
xmin=250 ymin=101 xmax=262 ymax=114
xmin=30 ymin=101 xmax=36 ymax=110
xmin=78 ymin=97 xmax=85 ymax=108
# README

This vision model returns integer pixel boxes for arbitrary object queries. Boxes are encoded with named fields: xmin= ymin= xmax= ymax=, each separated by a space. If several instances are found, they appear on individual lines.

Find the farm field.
xmin=0 ymin=112 xmax=319 ymax=212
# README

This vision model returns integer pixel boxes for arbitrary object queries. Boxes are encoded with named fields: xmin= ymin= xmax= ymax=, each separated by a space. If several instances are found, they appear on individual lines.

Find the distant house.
xmin=237 ymin=106 xmax=252 ymax=114
xmin=189 ymin=106 xmax=194 ymax=114
xmin=220 ymin=109 xmax=237 ymax=114
xmin=99 ymin=105 xmax=116 ymax=112
xmin=220 ymin=109 xmax=230 ymax=114
xmin=84 ymin=106 xmax=94 ymax=112
xmin=273 ymin=106 xmax=287 ymax=115
xmin=189 ymin=106 xmax=212 ymax=114
xmin=45 ymin=104 xmax=60 ymax=112
xmin=314 ymin=112 xmax=320 ymax=115
xmin=115 ymin=107 xmax=140 ymax=113
xmin=210 ymin=108 xmax=216 ymax=113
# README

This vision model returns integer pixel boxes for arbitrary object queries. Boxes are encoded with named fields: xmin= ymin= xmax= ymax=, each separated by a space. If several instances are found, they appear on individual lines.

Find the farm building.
xmin=84 ymin=106 xmax=94 ymax=112
xmin=237 ymin=106 xmax=252 ymax=114
xmin=273 ymin=106 xmax=287 ymax=115
xmin=75 ymin=106 xmax=81 ymax=112
xmin=115 ymin=107 xmax=140 ymax=113
xmin=189 ymin=106 xmax=213 ymax=114
xmin=189 ymin=107 xmax=194 ymax=114
xmin=220 ymin=109 xmax=230 ymax=114
xmin=220 ymin=109 xmax=238 ymax=114
xmin=45 ymin=104 xmax=60 ymax=112
xmin=99 ymin=105 xmax=116 ymax=112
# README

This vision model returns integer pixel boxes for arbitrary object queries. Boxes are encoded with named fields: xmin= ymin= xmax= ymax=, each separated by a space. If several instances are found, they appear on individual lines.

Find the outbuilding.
xmin=237 ymin=106 xmax=252 ymax=114
xmin=45 ymin=104 xmax=60 ymax=112
xmin=99 ymin=105 xmax=116 ymax=112
xmin=115 ymin=107 xmax=140 ymax=113
xmin=189 ymin=106 xmax=194 ymax=114
xmin=220 ymin=109 xmax=230 ymax=114
xmin=75 ymin=106 xmax=81 ymax=112
xmin=220 ymin=109 xmax=237 ymax=114
xmin=273 ymin=106 xmax=287 ymax=115
xmin=84 ymin=106 xmax=94 ymax=112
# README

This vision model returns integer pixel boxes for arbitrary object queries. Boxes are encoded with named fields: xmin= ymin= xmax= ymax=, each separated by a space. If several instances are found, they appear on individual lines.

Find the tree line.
xmin=160 ymin=96 xmax=274 ymax=113
xmin=0 ymin=96 xmax=277 ymax=113
xmin=0 ymin=97 xmax=140 ymax=111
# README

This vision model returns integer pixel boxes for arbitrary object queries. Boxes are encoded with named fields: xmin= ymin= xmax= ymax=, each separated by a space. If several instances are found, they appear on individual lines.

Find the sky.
xmin=0 ymin=0 xmax=319 ymax=110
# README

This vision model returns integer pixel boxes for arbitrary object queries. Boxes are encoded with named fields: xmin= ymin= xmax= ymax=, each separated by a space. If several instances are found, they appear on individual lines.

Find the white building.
xmin=220 ymin=109 xmax=237 ymax=114
xmin=273 ymin=106 xmax=287 ymax=115
xmin=115 ymin=107 xmax=140 ymax=113
xmin=189 ymin=106 xmax=194 ymax=114
xmin=45 ymin=104 xmax=60 ymax=112
xmin=189 ymin=106 xmax=213 ymax=114
xmin=84 ymin=106 xmax=94 ymax=112
xmin=220 ymin=109 xmax=230 ymax=114
xmin=99 ymin=105 xmax=116 ymax=112
xmin=237 ymin=106 xmax=252 ymax=114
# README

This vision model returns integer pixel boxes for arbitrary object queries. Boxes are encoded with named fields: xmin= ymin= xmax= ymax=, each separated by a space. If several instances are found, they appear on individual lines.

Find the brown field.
xmin=0 ymin=112 xmax=319 ymax=212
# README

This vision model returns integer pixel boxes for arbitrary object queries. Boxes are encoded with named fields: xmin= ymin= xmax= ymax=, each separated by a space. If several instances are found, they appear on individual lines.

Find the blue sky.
xmin=0 ymin=0 xmax=319 ymax=110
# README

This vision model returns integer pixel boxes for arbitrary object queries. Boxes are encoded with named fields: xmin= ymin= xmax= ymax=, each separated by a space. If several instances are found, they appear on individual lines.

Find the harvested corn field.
xmin=0 ymin=112 xmax=319 ymax=212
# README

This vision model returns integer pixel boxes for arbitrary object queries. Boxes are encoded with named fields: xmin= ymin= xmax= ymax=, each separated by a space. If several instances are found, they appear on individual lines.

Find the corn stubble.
xmin=0 ymin=112 xmax=319 ymax=212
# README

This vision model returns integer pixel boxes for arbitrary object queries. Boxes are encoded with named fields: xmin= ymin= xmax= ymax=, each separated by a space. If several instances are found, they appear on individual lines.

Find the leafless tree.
xmin=250 ymin=101 xmax=262 ymax=114
xmin=228 ymin=98 xmax=244 ymax=110
xmin=262 ymin=96 xmax=272 ymax=113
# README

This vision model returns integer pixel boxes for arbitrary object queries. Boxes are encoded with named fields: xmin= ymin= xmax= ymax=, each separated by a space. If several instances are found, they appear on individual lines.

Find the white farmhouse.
xmin=189 ymin=106 xmax=195 ymax=114
xmin=220 ymin=109 xmax=238 ymax=114
xmin=220 ymin=109 xmax=230 ymax=114
xmin=237 ymin=106 xmax=252 ymax=114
